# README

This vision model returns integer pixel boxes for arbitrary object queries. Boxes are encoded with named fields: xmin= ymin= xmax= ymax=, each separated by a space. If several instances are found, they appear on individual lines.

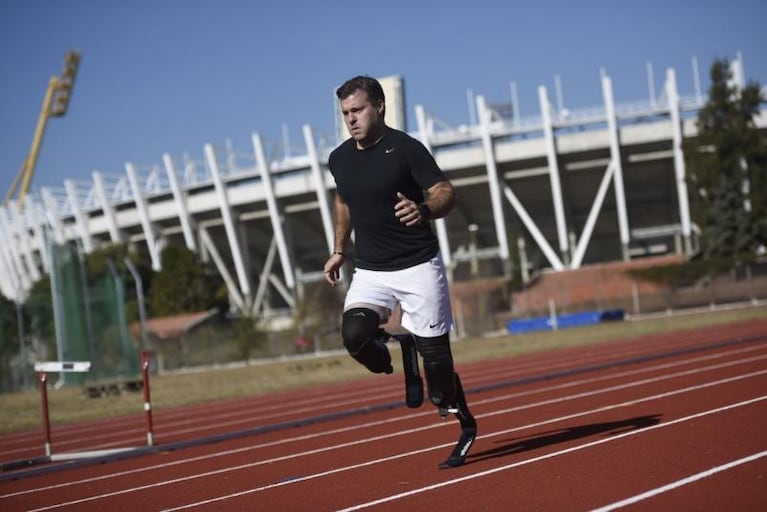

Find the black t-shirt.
xmin=328 ymin=128 xmax=446 ymax=271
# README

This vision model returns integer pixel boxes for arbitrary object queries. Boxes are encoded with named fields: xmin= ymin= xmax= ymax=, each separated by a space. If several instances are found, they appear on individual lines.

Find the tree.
xmin=0 ymin=295 xmax=19 ymax=365
xmin=686 ymin=59 xmax=767 ymax=260
xmin=148 ymin=245 xmax=227 ymax=317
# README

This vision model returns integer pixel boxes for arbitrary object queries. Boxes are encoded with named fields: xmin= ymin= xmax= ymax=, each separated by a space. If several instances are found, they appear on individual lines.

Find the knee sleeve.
xmin=341 ymin=308 xmax=392 ymax=374
xmin=414 ymin=333 xmax=456 ymax=407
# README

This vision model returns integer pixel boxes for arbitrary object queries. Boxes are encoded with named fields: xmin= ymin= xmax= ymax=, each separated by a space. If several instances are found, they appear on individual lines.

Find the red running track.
xmin=1 ymin=317 xmax=766 ymax=511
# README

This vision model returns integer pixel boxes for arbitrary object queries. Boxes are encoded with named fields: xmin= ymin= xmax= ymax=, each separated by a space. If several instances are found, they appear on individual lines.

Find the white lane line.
xmin=3 ymin=349 xmax=765 ymax=501
xmin=14 ymin=373 xmax=767 ymax=511
xmin=7 ymin=346 xmax=765 ymax=462
xmin=2 ymin=333 xmax=738 ymax=452
xmin=159 ymin=375 xmax=767 ymax=511
xmin=332 ymin=397 xmax=767 ymax=512
xmin=591 ymin=449 xmax=767 ymax=512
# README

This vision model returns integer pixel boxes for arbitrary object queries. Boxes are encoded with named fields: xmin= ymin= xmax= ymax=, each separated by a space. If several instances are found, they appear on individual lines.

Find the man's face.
xmin=339 ymin=89 xmax=384 ymax=144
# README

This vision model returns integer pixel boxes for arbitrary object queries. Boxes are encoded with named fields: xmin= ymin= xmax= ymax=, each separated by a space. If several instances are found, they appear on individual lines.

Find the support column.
xmin=538 ymin=86 xmax=569 ymax=264
xmin=64 ymin=179 xmax=93 ymax=253
xmin=41 ymin=188 xmax=65 ymax=245
xmin=0 ymin=215 xmax=24 ymax=300
xmin=0 ymin=208 xmax=31 ymax=294
xmin=253 ymin=133 xmax=295 ymax=289
xmin=93 ymin=171 xmax=123 ymax=243
xmin=163 ymin=154 xmax=197 ymax=252
xmin=415 ymin=105 xmax=452 ymax=267
xmin=502 ymin=184 xmax=564 ymax=271
xmin=30 ymin=198 xmax=50 ymax=273
xmin=199 ymin=227 xmax=245 ymax=311
xmin=204 ymin=144 xmax=252 ymax=307
xmin=570 ymin=163 xmax=616 ymax=268
xmin=476 ymin=95 xmax=510 ymax=263
xmin=666 ymin=68 xmax=692 ymax=255
xmin=9 ymin=202 xmax=41 ymax=283
xmin=125 ymin=164 xmax=160 ymax=270
xmin=601 ymin=74 xmax=630 ymax=261
xmin=302 ymin=125 xmax=335 ymax=254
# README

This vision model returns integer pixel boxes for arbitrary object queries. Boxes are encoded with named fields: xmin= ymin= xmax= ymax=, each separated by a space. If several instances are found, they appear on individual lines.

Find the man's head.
xmin=336 ymin=76 xmax=386 ymax=148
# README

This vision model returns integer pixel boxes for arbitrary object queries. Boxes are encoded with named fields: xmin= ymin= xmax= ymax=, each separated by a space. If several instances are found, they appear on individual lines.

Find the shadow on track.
xmin=466 ymin=414 xmax=662 ymax=465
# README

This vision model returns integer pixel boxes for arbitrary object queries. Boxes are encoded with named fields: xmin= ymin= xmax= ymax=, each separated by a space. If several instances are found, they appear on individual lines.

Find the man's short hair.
xmin=336 ymin=75 xmax=386 ymax=110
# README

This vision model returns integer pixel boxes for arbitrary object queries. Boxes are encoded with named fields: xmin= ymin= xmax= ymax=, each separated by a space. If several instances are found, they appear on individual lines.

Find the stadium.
xmin=1 ymin=54 xmax=765 ymax=331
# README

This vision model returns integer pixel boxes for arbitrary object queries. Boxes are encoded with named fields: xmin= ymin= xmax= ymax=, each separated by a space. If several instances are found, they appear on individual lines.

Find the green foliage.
xmin=0 ymin=295 xmax=18 ymax=360
xmin=86 ymin=244 xmax=152 ymax=322
xmin=23 ymin=275 xmax=55 ymax=349
xmin=234 ymin=316 xmax=267 ymax=361
xmin=148 ymin=245 xmax=227 ymax=317
xmin=686 ymin=59 xmax=767 ymax=260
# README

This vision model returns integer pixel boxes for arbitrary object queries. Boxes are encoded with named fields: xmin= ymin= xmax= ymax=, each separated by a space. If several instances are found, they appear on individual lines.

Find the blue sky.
xmin=1 ymin=0 xmax=765 ymax=192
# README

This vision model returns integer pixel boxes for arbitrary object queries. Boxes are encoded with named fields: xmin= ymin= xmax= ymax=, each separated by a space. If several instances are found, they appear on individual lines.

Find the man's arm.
xmin=395 ymin=180 xmax=456 ymax=226
xmin=323 ymin=193 xmax=352 ymax=285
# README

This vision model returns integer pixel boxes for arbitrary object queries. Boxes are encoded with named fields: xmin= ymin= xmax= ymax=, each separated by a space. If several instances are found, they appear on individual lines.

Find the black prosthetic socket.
xmin=341 ymin=308 xmax=392 ymax=374
xmin=414 ymin=333 xmax=456 ymax=408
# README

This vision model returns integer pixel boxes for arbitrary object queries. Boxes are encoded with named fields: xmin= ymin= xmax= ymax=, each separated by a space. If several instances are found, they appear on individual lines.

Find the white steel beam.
xmin=570 ymin=162 xmax=616 ymax=268
xmin=0 ymin=215 xmax=23 ymax=299
xmin=502 ymin=185 xmax=564 ymax=271
xmin=302 ymin=124 xmax=335 ymax=254
xmin=601 ymin=74 xmax=630 ymax=260
xmin=125 ymin=164 xmax=161 ymax=270
xmin=199 ymin=227 xmax=245 ymax=311
xmin=0 ymin=243 xmax=18 ymax=299
xmin=268 ymin=273 xmax=295 ymax=308
xmin=0 ymin=208 xmax=31 ymax=293
xmin=252 ymin=237 xmax=277 ymax=316
xmin=29 ymin=198 xmax=49 ymax=273
xmin=415 ymin=104 xmax=452 ymax=267
xmin=253 ymin=133 xmax=295 ymax=289
xmin=162 ymin=154 xmax=197 ymax=252
xmin=41 ymin=188 xmax=65 ymax=245
xmin=666 ymin=68 xmax=692 ymax=255
xmin=64 ymin=179 xmax=93 ymax=253
xmin=204 ymin=144 xmax=252 ymax=302
xmin=92 ymin=171 xmax=123 ymax=243
xmin=538 ymin=86 xmax=569 ymax=262
xmin=9 ymin=202 xmax=41 ymax=283
xmin=476 ymin=95 xmax=510 ymax=261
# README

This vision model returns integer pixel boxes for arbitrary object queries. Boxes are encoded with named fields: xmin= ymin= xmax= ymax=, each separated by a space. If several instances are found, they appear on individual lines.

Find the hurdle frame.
xmin=33 ymin=351 xmax=155 ymax=461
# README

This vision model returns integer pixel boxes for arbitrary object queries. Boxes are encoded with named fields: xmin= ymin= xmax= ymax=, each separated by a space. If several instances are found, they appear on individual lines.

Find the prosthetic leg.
xmin=415 ymin=334 xmax=478 ymax=468
xmin=392 ymin=333 xmax=424 ymax=408
xmin=437 ymin=373 xmax=477 ymax=469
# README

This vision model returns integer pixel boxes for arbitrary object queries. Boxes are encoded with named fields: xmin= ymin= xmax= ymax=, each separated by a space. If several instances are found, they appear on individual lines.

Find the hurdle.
xmin=33 ymin=351 xmax=155 ymax=461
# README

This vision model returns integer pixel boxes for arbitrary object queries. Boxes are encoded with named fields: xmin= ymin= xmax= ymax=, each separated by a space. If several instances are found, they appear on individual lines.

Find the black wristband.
xmin=418 ymin=203 xmax=431 ymax=221
xmin=333 ymin=250 xmax=345 ymax=257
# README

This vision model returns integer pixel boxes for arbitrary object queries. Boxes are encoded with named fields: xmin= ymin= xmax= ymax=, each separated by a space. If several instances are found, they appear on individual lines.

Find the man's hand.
xmin=395 ymin=192 xmax=427 ymax=226
xmin=323 ymin=252 xmax=345 ymax=286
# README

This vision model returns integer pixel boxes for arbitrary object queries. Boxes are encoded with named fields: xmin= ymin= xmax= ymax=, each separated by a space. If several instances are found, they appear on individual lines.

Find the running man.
xmin=323 ymin=75 xmax=476 ymax=468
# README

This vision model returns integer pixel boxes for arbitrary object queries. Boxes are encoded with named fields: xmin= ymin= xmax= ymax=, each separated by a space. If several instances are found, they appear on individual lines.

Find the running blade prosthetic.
xmin=439 ymin=373 xmax=477 ymax=469
xmin=393 ymin=333 xmax=424 ymax=408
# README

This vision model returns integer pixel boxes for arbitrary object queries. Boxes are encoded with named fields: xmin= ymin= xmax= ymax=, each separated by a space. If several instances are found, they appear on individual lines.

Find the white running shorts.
xmin=344 ymin=255 xmax=453 ymax=338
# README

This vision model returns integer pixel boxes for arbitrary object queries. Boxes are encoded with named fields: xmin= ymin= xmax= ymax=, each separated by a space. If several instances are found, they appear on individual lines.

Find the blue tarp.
xmin=507 ymin=309 xmax=625 ymax=334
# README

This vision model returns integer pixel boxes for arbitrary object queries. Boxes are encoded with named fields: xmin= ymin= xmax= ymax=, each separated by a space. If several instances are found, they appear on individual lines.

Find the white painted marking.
xmin=4 ymin=358 xmax=765 ymax=510
xmin=591 ymin=450 xmax=767 ymax=511
xmin=332 ymin=397 xmax=767 ymax=512
xmin=5 ymin=347 xmax=764 ymax=499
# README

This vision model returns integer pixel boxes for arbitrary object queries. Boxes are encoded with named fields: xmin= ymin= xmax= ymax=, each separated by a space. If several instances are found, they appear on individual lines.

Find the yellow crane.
xmin=4 ymin=51 xmax=80 ymax=209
